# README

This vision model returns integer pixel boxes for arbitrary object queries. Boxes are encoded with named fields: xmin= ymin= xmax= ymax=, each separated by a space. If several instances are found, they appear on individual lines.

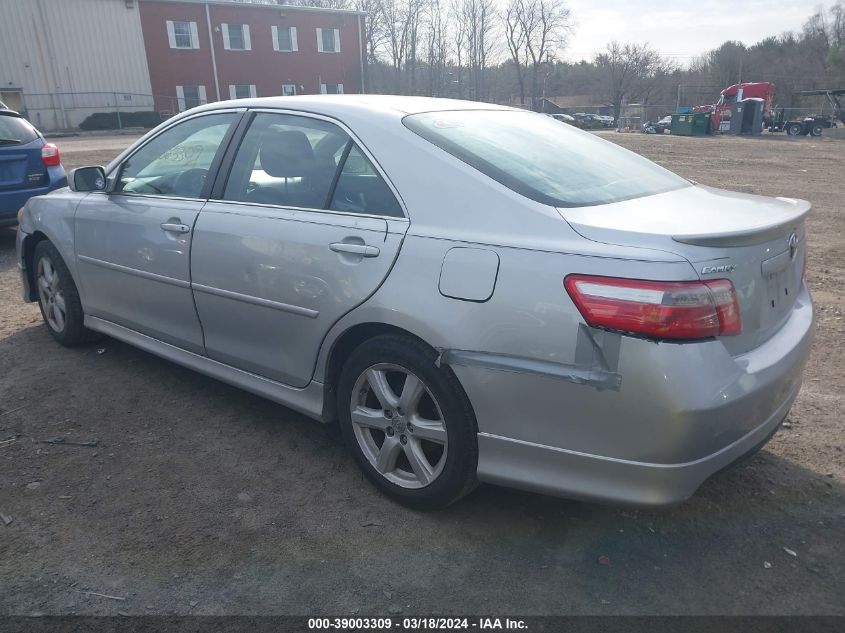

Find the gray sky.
xmin=563 ymin=0 xmax=822 ymax=64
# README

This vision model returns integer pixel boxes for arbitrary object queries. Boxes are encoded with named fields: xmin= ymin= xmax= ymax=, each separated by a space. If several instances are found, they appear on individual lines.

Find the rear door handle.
xmin=329 ymin=242 xmax=380 ymax=258
xmin=161 ymin=222 xmax=191 ymax=234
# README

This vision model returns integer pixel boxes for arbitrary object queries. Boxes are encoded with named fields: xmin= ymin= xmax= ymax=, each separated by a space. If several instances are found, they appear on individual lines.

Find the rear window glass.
xmin=403 ymin=110 xmax=690 ymax=207
xmin=0 ymin=114 xmax=39 ymax=145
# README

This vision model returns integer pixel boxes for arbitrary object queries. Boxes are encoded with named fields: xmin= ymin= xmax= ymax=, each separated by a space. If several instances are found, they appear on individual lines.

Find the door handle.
xmin=161 ymin=222 xmax=191 ymax=234
xmin=329 ymin=242 xmax=380 ymax=258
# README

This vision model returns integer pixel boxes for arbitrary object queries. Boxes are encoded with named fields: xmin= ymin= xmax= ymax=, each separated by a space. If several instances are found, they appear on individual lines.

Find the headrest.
xmin=259 ymin=129 xmax=315 ymax=178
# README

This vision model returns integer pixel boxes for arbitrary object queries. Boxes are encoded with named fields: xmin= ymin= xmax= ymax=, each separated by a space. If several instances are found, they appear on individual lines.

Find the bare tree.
xmin=503 ymin=0 xmax=528 ymax=104
xmin=594 ymin=41 xmax=672 ymax=122
xmin=277 ymin=0 xmax=351 ymax=8
xmin=424 ymin=0 xmax=449 ymax=96
xmin=355 ymin=0 xmax=387 ymax=63
xmin=348 ymin=0 xmax=387 ymax=92
xmin=502 ymin=0 xmax=571 ymax=108
xmin=830 ymin=2 xmax=845 ymax=80
xmin=405 ymin=0 xmax=423 ymax=93
xmin=450 ymin=0 xmax=467 ymax=98
xmin=460 ymin=0 xmax=498 ymax=100
xmin=524 ymin=0 xmax=571 ymax=108
xmin=382 ymin=0 xmax=423 ymax=92
xmin=691 ymin=40 xmax=747 ymax=89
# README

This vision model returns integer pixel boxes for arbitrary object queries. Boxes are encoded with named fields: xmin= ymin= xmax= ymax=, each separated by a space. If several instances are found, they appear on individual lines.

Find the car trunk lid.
xmin=0 ymin=138 xmax=47 ymax=192
xmin=558 ymin=185 xmax=810 ymax=355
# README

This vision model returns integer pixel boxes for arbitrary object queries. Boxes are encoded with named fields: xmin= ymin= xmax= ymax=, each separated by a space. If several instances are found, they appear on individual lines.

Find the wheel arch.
xmin=22 ymin=230 xmax=52 ymax=302
xmin=319 ymin=320 xmax=469 ymax=424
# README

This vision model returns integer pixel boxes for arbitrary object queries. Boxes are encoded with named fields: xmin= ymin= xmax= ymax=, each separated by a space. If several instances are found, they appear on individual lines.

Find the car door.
xmin=74 ymin=110 xmax=242 ymax=354
xmin=191 ymin=110 xmax=407 ymax=387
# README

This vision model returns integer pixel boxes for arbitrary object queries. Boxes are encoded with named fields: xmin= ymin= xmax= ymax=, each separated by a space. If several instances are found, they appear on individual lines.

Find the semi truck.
xmin=693 ymin=82 xmax=776 ymax=132
xmin=693 ymin=83 xmax=844 ymax=135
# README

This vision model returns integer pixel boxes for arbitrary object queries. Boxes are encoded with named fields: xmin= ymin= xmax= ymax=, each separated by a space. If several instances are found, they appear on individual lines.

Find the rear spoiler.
xmin=672 ymin=198 xmax=811 ymax=247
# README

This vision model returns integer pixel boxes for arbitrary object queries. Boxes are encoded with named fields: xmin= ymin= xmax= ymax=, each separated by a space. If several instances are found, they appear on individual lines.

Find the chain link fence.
xmin=608 ymin=104 xmax=842 ymax=133
xmin=12 ymin=92 xmax=208 ymax=132
xmin=12 ymin=91 xmax=841 ymax=133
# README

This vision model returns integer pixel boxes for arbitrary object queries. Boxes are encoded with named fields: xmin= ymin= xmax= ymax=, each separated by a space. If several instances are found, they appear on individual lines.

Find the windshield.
xmin=0 ymin=114 xmax=39 ymax=145
xmin=403 ymin=110 xmax=690 ymax=207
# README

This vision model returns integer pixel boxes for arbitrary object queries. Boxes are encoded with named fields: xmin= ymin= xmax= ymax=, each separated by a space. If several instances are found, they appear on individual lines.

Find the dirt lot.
xmin=0 ymin=131 xmax=843 ymax=616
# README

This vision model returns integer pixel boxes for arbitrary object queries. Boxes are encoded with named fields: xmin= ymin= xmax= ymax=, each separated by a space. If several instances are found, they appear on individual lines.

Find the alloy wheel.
xmin=350 ymin=363 xmax=448 ymax=489
xmin=37 ymin=256 xmax=66 ymax=332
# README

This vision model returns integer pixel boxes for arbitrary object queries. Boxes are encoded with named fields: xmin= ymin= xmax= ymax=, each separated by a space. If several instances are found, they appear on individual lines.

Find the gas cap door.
xmin=438 ymin=247 xmax=500 ymax=302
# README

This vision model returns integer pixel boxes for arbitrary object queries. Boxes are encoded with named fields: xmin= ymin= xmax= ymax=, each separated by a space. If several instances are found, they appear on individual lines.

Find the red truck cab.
xmin=695 ymin=82 xmax=776 ymax=131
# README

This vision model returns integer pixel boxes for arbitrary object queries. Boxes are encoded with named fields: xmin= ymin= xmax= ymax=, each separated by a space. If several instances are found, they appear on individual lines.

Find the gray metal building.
xmin=0 ymin=0 xmax=153 ymax=130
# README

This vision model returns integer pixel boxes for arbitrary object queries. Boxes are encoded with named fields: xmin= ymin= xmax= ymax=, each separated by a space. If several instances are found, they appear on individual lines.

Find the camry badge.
xmin=701 ymin=264 xmax=736 ymax=274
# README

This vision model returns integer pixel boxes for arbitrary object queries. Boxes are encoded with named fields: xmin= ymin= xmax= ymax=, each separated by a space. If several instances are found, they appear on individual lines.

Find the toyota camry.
xmin=16 ymin=96 xmax=814 ymax=509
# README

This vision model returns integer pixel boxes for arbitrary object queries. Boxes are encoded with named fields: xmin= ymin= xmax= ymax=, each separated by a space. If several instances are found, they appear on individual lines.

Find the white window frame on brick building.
xmin=282 ymin=84 xmax=297 ymax=96
xmin=320 ymin=83 xmax=343 ymax=95
xmin=176 ymin=85 xmax=207 ymax=111
xmin=272 ymin=25 xmax=298 ymax=52
xmin=316 ymin=28 xmax=340 ymax=53
xmin=166 ymin=20 xmax=199 ymax=49
xmin=229 ymin=84 xmax=257 ymax=99
xmin=222 ymin=23 xmax=251 ymax=51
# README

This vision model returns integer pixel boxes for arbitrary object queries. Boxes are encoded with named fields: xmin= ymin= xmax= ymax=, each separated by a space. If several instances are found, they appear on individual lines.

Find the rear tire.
xmin=810 ymin=124 xmax=824 ymax=137
xmin=33 ymin=240 xmax=100 ymax=347
xmin=337 ymin=334 xmax=478 ymax=510
xmin=786 ymin=122 xmax=803 ymax=136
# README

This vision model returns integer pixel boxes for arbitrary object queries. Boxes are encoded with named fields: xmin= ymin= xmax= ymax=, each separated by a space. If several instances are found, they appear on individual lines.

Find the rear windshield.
xmin=403 ymin=110 xmax=690 ymax=207
xmin=0 ymin=114 xmax=39 ymax=145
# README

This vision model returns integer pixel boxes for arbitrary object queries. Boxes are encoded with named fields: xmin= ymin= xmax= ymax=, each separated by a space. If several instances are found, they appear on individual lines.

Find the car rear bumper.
xmin=475 ymin=389 xmax=794 ymax=506
xmin=0 ymin=167 xmax=67 ymax=225
xmin=453 ymin=283 xmax=814 ymax=505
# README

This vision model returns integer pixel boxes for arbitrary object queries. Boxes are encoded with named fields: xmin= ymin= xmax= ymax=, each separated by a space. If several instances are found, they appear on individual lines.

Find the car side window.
xmin=115 ymin=113 xmax=237 ymax=198
xmin=222 ymin=112 xmax=349 ymax=209
xmin=329 ymin=144 xmax=403 ymax=217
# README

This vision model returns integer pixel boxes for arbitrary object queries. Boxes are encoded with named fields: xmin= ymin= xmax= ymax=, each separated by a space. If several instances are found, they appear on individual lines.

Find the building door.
xmin=0 ymin=91 xmax=24 ymax=113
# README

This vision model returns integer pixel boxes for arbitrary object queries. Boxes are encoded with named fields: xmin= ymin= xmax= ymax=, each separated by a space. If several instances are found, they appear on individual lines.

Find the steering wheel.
xmin=173 ymin=168 xmax=209 ymax=198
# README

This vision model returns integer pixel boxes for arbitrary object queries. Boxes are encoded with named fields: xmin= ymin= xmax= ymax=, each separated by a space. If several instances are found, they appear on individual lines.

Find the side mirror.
xmin=69 ymin=166 xmax=107 ymax=192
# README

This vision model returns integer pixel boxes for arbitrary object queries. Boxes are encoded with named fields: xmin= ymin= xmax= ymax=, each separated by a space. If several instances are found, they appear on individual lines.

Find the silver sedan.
xmin=16 ymin=96 xmax=814 ymax=509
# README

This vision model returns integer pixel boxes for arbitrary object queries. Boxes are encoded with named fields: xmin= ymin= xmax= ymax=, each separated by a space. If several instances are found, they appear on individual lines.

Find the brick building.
xmin=139 ymin=0 xmax=366 ymax=114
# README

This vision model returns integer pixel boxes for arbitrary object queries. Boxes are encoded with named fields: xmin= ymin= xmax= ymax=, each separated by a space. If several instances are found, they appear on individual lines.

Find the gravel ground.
xmin=0 ymin=130 xmax=843 ymax=616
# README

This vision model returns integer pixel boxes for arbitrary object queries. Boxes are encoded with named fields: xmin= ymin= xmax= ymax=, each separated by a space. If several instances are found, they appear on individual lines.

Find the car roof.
xmin=107 ymin=95 xmax=524 ymax=174
xmin=190 ymin=94 xmax=517 ymax=120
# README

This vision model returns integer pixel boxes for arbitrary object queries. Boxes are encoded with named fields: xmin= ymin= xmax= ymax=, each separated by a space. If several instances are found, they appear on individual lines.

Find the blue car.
xmin=0 ymin=110 xmax=66 ymax=226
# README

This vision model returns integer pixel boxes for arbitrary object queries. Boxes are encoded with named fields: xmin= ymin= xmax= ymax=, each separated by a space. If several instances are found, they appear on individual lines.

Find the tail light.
xmin=564 ymin=275 xmax=742 ymax=340
xmin=41 ymin=143 xmax=61 ymax=167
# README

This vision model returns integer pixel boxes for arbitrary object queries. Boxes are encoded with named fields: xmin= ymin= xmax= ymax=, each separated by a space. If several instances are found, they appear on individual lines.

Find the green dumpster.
xmin=671 ymin=112 xmax=711 ymax=136
xmin=691 ymin=111 xmax=711 ymax=135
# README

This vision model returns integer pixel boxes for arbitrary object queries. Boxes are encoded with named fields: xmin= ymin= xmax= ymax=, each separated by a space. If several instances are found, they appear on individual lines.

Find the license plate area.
xmin=763 ymin=264 xmax=799 ymax=328
xmin=0 ymin=156 xmax=26 ymax=187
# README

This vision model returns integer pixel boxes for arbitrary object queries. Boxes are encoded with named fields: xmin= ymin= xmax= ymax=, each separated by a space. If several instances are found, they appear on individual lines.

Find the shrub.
xmin=79 ymin=111 xmax=161 ymax=131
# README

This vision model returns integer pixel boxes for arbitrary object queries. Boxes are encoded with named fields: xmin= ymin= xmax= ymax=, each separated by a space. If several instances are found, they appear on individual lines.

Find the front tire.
xmin=33 ymin=240 xmax=99 ymax=346
xmin=337 ymin=334 xmax=478 ymax=510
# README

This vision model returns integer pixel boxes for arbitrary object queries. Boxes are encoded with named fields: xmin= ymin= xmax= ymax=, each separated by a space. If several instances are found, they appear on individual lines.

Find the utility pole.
xmin=676 ymin=84 xmax=681 ymax=112
xmin=542 ymin=70 xmax=553 ymax=112
xmin=205 ymin=3 xmax=221 ymax=102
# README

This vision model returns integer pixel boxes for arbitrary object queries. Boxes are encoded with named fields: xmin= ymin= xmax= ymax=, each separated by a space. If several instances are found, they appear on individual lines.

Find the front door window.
xmin=115 ymin=113 xmax=237 ymax=198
